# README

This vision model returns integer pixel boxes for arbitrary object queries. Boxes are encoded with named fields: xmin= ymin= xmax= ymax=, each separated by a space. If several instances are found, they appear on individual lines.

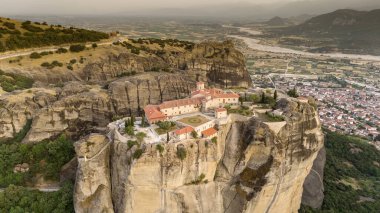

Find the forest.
xmin=300 ymin=131 xmax=380 ymax=212
xmin=0 ymin=120 xmax=75 ymax=212
xmin=0 ymin=18 xmax=109 ymax=52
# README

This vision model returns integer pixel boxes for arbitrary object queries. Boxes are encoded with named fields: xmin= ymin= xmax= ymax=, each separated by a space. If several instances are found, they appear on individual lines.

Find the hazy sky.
xmin=0 ymin=0 xmax=378 ymax=17
xmin=0 ymin=0 xmax=296 ymax=15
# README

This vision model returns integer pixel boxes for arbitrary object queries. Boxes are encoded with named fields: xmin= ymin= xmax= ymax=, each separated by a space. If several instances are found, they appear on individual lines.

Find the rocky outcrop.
xmin=74 ymin=98 xmax=324 ymax=213
xmin=108 ymin=73 xmax=195 ymax=115
xmin=301 ymin=146 xmax=326 ymax=209
xmin=74 ymin=134 xmax=114 ymax=213
xmin=1 ymin=41 xmax=251 ymax=88
xmin=0 ymin=88 xmax=58 ymax=140
xmin=0 ymin=73 xmax=198 ymax=143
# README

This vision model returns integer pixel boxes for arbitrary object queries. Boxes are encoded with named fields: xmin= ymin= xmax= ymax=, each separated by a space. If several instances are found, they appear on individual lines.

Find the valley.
xmin=0 ymin=5 xmax=380 ymax=213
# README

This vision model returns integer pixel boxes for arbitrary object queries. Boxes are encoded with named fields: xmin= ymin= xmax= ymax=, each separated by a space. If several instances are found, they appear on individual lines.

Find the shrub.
xmin=92 ymin=43 xmax=97 ymax=48
xmin=56 ymin=47 xmax=68 ymax=54
xmin=69 ymin=44 xmax=85 ymax=52
xmin=176 ymin=147 xmax=187 ymax=160
xmin=29 ymin=52 xmax=41 ymax=59
xmin=211 ymin=137 xmax=217 ymax=144
xmin=67 ymin=65 xmax=73 ymax=70
xmin=70 ymin=59 xmax=77 ymax=64
xmin=40 ymin=61 xmax=63 ymax=69
xmin=156 ymin=144 xmax=164 ymax=154
xmin=127 ymin=140 xmax=138 ymax=149
xmin=133 ymin=149 xmax=144 ymax=159
xmin=136 ymin=132 xmax=147 ymax=143
xmin=3 ymin=22 xmax=15 ymax=29
xmin=187 ymin=173 xmax=206 ymax=185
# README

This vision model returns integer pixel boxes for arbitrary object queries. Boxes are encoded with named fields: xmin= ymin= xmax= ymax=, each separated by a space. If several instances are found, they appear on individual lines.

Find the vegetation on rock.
xmin=0 ymin=69 xmax=34 ymax=92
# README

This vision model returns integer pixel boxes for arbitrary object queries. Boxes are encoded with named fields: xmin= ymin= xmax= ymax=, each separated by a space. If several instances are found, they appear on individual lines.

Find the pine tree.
xmin=274 ymin=90 xmax=278 ymax=100
xmin=261 ymin=92 xmax=266 ymax=103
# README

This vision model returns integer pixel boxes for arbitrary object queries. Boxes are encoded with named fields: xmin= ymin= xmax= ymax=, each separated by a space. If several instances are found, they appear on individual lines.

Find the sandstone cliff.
xmin=74 ymin=98 xmax=324 ymax=213
xmin=0 ymin=73 xmax=200 ymax=143
xmin=0 ymin=40 xmax=251 ymax=88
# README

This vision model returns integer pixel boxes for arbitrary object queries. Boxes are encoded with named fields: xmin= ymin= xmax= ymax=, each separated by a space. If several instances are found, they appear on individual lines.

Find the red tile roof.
xmin=202 ymin=127 xmax=217 ymax=137
xmin=175 ymin=126 xmax=194 ymax=135
xmin=159 ymin=98 xmax=202 ymax=109
xmin=144 ymin=105 xmax=166 ymax=122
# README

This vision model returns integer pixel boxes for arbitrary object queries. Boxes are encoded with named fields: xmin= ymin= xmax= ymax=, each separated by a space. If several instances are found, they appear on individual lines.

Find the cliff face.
xmin=0 ymin=73 xmax=197 ymax=143
xmin=74 ymin=134 xmax=114 ymax=213
xmin=74 ymin=98 xmax=324 ymax=213
xmin=1 ymin=41 xmax=251 ymax=88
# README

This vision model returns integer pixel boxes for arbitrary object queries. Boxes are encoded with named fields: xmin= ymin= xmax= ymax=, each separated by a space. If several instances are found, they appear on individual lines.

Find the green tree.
xmin=191 ymin=130 xmax=198 ymax=139
xmin=211 ymin=137 xmax=217 ymax=144
xmin=287 ymin=87 xmax=299 ymax=98
xmin=133 ymin=149 xmax=144 ymax=159
xmin=274 ymin=90 xmax=278 ymax=100
xmin=135 ymin=132 xmax=147 ymax=143
xmin=176 ymin=147 xmax=187 ymax=160
xmin=260 ymin=92 xmax=266 ymax=103
xmin=125 ymin=126 xmax=134 ymax=136
xmin=156 ymin=144 xmax=164 ymax=154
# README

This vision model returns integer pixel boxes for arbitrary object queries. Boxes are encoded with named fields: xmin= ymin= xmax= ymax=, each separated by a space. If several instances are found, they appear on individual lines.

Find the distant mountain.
xmin=289 ymin=9 xmax=380 ymax=35
xmin=277 ymin=9 xmax=380 ymax=55
xmin=265 ymin=16 xmax=288 ymax=26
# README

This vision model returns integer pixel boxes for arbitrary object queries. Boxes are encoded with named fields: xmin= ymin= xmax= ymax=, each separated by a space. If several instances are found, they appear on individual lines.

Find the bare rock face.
xmin=74 ymin=134 xmax=114 ymax=213
xmin=74 ymin=98 xmax=324 ymax=213
xmin=0 ymin=73 xmax=198 ymax=143
xmin=0 ymin=88 xmax=58 ymax=139
xmin=22 ymin=84 xmax=113 ymax=143
xmin=108 ymin=73 xmax=195 ymax=115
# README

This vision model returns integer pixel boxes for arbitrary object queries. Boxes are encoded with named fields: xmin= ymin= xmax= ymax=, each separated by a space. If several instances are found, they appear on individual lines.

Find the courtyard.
xmin=177 ymin=115 xmax=211 ymax=127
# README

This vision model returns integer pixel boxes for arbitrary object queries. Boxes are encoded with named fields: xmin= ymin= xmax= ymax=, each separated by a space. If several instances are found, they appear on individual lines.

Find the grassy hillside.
xmin=273 ymin=9 xmax=380 ymax=55
xmin=300 ymin=131 xmax=380 ymax=212
xmin=0 ymin=17 xmax=109 ymax=52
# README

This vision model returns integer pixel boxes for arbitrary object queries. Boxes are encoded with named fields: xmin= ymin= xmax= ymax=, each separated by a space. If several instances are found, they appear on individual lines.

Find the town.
xmin=243 ymin=48 xmax=380 ymax=144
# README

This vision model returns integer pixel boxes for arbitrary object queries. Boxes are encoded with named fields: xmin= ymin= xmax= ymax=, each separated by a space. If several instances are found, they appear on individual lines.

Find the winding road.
xmin=0 ymin=39 xmax=122 ymax=61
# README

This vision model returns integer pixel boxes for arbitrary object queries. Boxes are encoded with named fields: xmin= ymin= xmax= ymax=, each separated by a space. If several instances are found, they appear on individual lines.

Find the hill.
xmin=277 ymin=9 xmax=380 ymax=55
xmin=265 ymin=16 xmax=288 ymax=26
xmin=301 ymin=131 xmax=380 ymax=212
xmin=0 ymin=17 xmax=109 ymax=52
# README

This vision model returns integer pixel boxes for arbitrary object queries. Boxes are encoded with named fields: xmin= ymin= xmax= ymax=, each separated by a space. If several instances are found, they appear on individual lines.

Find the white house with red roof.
xmin=174 ymin=126 xmax=194 ymax=140
xmin=215 ymin=108 xmax=228 ymax=119
xmin=201 ymin=127 xmax=218 ymax=139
